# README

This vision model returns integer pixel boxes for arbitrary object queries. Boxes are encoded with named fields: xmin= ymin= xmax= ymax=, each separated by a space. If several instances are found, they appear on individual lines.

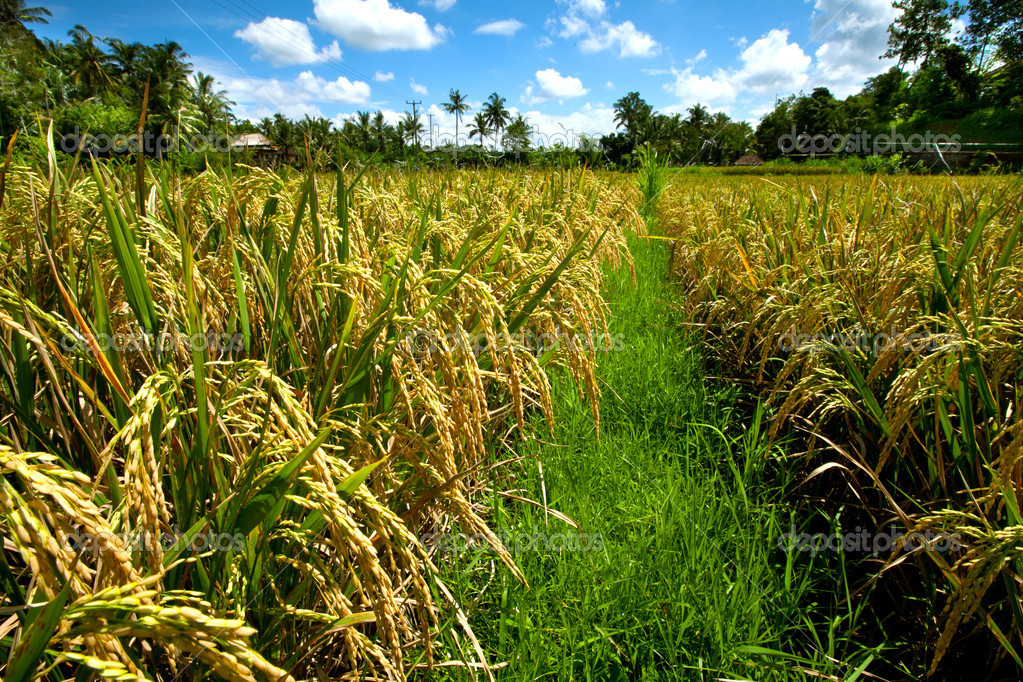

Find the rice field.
xmin=2 ymin=134 xmax=1022 ymax=680
xmin=661 ymin=173 xmax=1023 ymax=676
xmin=0 ymin=137 xmax=640 ymax=680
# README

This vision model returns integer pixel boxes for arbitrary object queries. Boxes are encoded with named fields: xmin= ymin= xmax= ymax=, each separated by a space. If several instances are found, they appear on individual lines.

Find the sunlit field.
xmin=661 ymin=173 xmax=1023 ymax=677
xmin=2 ymin=130 xmax=1022 ymax=681
xmin=0 ymin=142 xmax=640 ymax=679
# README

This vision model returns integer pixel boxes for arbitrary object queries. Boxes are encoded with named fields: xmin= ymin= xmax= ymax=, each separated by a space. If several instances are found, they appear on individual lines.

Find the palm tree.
xmin=0 ymin=0 xmax=50 ymax=35
xmin=613 ymin=91 xmax=652 ymax=140
xmin=686 ymin=103 xmax=711 ymax=132
xmin=468 ymin=112 xmax=490 ymax=145
xmin=192 ymin=72 xmax=233 ymax=134
xmin=66 ymin=25 xmax=114 ymax=97
xmin=141 ymin=41 xmax=193 ymax=148
xmin=262 ymin=113 xmax=296 ymax=156
xmin=106 ymin=39 xmax=145 ymax=80
xmin=483 ymin=93 xmax=510 ymax=151
xmin=354 ymin=110 xmax=371 ymax=153
xmin=296 ymin=115 xmax=334 ymax=160
xmin=442 ymin=88 xmax=470 ymax=162
xmin=371 ymin=111 xmax=387 ymax=153
xmin=402 ymin=111 xmax=424 ymax=148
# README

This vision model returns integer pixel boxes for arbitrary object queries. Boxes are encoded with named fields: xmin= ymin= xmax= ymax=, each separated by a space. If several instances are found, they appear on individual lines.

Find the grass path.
xmin=425 ymin=232 xmax=867 ymax=681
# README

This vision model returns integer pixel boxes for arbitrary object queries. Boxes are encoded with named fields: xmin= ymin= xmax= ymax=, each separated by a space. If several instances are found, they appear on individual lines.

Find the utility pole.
xmin=406 ymin=100 xmax=421 ymax=168
xmin=427 ymin=112 xmax=434 ymax=148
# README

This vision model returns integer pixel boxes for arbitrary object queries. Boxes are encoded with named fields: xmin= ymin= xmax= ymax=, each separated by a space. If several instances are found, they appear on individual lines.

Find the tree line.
xmin=1 ymin=0 xmax=1019 ymax=170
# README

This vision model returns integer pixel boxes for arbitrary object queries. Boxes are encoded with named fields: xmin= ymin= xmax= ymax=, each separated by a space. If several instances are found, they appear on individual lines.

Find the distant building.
xmin=734 ymin=154 xmax=764 ymax=166
xmin=229 ymin=133 xmax=294 ymax=166
xmin=230 ymin=133 xmax=275 ymax=151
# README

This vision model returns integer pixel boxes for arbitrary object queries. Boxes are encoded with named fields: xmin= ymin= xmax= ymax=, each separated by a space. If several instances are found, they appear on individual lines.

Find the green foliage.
xmin=52 ymin=98 xmax=136 ymax=137
xmin=433 ymin=234 xmax=878 ymax=681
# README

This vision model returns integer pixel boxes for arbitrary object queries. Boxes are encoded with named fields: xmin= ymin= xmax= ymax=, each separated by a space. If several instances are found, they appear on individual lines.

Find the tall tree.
xmin=402 ymin=111 xmax=424 ymax=149
xmin=613 ymin=91 xmax=652 ymax=139
xmin=140 ymin=40 xmax=193 ymax=145
xmin=105 ymin=39 xmax=145 ymax=80
xmin=371 ymin=110 xmax=387 ymax=153
xmin=501 ymin=114 xmax=531 ymax=154
xmin=442 ymin=88 xmax=470 ymax=162
xmin=468 ymin=111 xmax=490 ymax=145
xmin=960 ymin=0 xmax=1023 ymax=64
xmin=66 ymin=25 xmax=113 ymax=97
xmin=354 ymin=110 xmax=371 ymax=153
xmin=192 ymin=73 xmax=233 ymax=134
xmin=0 ymin=0 xmax=50 ymax=37
xmin=483 ymin=92 xmax=509 ymax=150
xmin=792 ymin=87 xmax=838 ymax=135
xmin=884 ymin=0 xmax=958 ymax=69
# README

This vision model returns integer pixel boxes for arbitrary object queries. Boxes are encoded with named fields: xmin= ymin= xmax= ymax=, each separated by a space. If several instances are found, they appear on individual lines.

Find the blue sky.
xmin=36 ymin=0 xmax=899 ymax=143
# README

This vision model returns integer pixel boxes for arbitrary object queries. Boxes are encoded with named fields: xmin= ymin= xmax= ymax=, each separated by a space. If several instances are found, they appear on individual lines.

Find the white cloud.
xmin=606 ymin=80 xmax=615 ymax=89
xmin=663 ymin=30 xmax=809 ymax=116
xmin=641 ymin=68 xmax=669 ymax=75
xmin=810 ymin=0 xmax=899 ymax=97
xmin=422 ymin=0 xmax=456 ymax=10
xmin=374 ymin=70 xmax=394 ymax=82
xmin=224 ymin=71 xmax=372 ymax=120
xmin=666 ymin=68 xmax=737 ymax=110
xmin=558 ymin=14 xmax=590 ymax=38
xmin=410 ymin=78 xmax=428 ymax=95
xmin=474 ymin=19 xmax=526 ymax=36
xmin=235 ymin=17 xmax=342 ymax=66
xmin=579 ymin=20 xmax=659 ymax=57
xmin=313 ymin=0 xmax=448 ymax=51
xmin=537 ymin=36 xmax=553 ymax=47
xmin=733 ymin=29 xmax=811 ymax=94
xmin=553 ymin=0 xmax=658 ymax=57
xmin=564 ymin=0 xmax=606 ymax=18
xmin=525 ymin=68 xmax=589 ymax=103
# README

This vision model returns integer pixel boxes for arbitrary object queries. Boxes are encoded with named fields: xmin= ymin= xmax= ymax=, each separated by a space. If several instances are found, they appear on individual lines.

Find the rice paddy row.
xmin=0 ymin=137 xmax=640 ymax=680
xmin=661 ymin=173 xmax=1023 ymax=677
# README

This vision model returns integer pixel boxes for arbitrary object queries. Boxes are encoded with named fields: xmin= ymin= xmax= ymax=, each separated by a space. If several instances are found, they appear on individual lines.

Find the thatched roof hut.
xmin=734 ymin=154 xmax=764 ymax=166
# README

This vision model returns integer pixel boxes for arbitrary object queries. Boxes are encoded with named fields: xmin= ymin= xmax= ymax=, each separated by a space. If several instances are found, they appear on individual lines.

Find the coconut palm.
xmin=105 ymin=38 xmax=145 ymax=80
xmin=402 ymin=111 xmax=424 ymax=148
xmin=296 ymin=115 xmax=334 ymax=160
xmin=483 ymin=92 xmax=510 ymax=150
xmin=612 ymin=91 xmax=652 ymax=141
xmin=66 ymin=25 xmax=113 ymax=97
xmin=686 ymin=103 xmax=711 ymax=133
xmin=192 ymin=72 xmax=233 ymax=134
xmin=354 ymin=110 xmax=371 ymax=153
xmin=0 ymin=0 xmax=50 ymax=35
xmin=371 ymin=111 xmax=387 ymax=153
xmin=468 ymin=111 xmax=490 ymax=145
xmin=141 ymin=41 xmax=192 ymax=121
xmin=261 ymin=113 xmax=296 ymax=156
xmin=442 ymin=88 xmax=470 ymax=162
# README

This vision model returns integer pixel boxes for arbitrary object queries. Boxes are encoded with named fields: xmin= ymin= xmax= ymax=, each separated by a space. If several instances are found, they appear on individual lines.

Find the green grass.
xmin=426 ymin=232 xmax=881 ymax=680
